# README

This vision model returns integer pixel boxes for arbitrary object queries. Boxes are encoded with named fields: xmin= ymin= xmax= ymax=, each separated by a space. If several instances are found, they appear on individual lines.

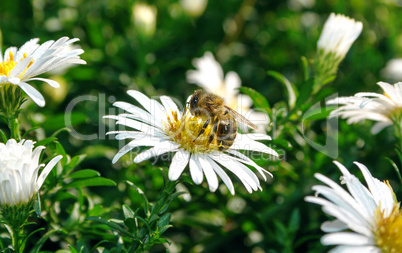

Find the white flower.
xmin=0 ymin=139 xmax=62 ymax=206
xmin=305 ymin=161 xmax=402 ymax=253
xmin=105 ymin=90 xmax=278 ymax=195
xmin=186 ymin=52 xmax=269 ymax=131
xmin=327 ymin=81 xmax=402 ymax=134
xmin=0 ymin=37 xmax=85 ymax=107
xmin=317 ymin=13 xmax=362 ymax=59
xmin=132 ymin=3 xmax=157 ymax=37
xmin=180 ymin=0 xmax=208 ymax=17
xmin=381 ymin=58 xmax=402 ymax=81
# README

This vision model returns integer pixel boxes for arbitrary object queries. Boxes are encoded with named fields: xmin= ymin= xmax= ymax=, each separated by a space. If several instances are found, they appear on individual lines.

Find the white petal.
xmin=198 ymin=154 xmax=219 ymax=192
xmin=134 ymin=141 xmax=179 ymax=163
xmin=189 ymin=155 xmax=203 ymax=185
xmin=24 ymin=77 xmax=60 ymax=88
xmin=321 ymin=232 xmax=374 ymax=246
xmin=168 ymin=149 xmax=190 ymax=181
xmin=321 ymin=220 xmax=348 ymax=232
xmin=205 ymin=155 xmax=235 ymax=195
xmin=18 ymin=82 xmax=45 ymax=107
xmin=36 ymin=155 xmax=62 ymax=191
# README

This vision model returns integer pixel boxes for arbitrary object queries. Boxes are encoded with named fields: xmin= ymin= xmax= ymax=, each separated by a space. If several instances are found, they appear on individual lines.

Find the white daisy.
xmin=105 ymin=90 xmax=278 ymax=194
xmin=0 ymin=37 xmax=86 ymax=107
xmin=0 ymin=139 xmax=62 ymax=206
xmin=317 ymin=13 xmax=363 ymax=60
xmin=186 ymin=52 xmax=269 ymax=131
xmin=327 ymin=81 xmax=402 ymax=134
xmin=381 ymin=58 xmax=402 ymax=81
xmin=305 ymin=161 xmax=402 ymax=253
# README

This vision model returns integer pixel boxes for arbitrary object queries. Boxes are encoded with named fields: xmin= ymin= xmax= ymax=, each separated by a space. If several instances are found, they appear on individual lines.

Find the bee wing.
xmin=225 ymin=106 xmax=258 ymax=130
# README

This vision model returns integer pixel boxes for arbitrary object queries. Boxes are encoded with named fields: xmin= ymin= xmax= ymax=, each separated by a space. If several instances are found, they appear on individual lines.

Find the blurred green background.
xmin=1 ymin=0 xmax=402 ymax=252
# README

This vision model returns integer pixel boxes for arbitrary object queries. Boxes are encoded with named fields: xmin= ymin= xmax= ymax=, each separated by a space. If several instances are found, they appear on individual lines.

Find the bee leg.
xmin=193 ymin=118 xmax=210 ymax=142
xmin=208 ymin=120 xmax=219 ymax=144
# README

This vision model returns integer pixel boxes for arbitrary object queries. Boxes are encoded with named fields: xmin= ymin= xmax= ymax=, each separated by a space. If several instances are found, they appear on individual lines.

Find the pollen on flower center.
xmin=162 ymin=109 xmax=222 ymax=153
xmin=374 ymin=183 xmax=402 ymax=253
xmin=0 ymin=52 xmax=33 ymax=78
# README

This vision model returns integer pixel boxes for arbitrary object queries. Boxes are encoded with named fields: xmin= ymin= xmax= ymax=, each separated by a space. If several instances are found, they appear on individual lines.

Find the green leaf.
xmin=0 ymin=129 xmax=6 ymax=143
xmin=29 ymin=229 xmax=67 ymax=253
xmin=157 ymin=213 xmax=171 ymax=228
xmin=64 ymin=177 xmax=116 ymax=189
xmin=127 ymin=181 xmax=149 ymax=216
xmin=238 ymin=87 xmax=271 ymax=116
xmin=295 ymin=78 xmax=315 ymax=109
xmin=87 ymin=216 xmax=133 ymax=238
xmin=67 ymin=155 xmax=86 ymax=170
xmin=288 ymin=209 xmax=300 ymax=233
xmin=267 ymin=70 xmax=297 ymax=109
xmin=35 ymin=137 xmax=57 ymax=147
xmin=33 ymin=192 xmax=41 ymax=216
xmin=67 ymin=169 xmax=100 ymax=179
xmin=123 ymin=204 xmax=135 ymax=219
xmin=301 ymin=56 xmax=310 ymax=81
xmin=271 ymin=139 xmax=292 ymax=150
xmin=124 ymin=217 xmax=137 ymax=233
xmin=302 ymin=105 xmax=337 ymax=121
xmin=22 ymin=126 xmax=40 ymax=139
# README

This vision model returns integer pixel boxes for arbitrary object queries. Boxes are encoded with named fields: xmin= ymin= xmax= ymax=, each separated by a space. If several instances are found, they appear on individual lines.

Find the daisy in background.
xmin=314 ymin=13 xmax=362 ymax=89
xmin=0 ymin=37 xmax=85 ymax=108
xmin=327 ymin=81 xmax=402 ymax=134
xmin=186 ymin=52 xmax=269 ymax=132
xmin=305 ymin=161 xmax=402 ymax=252
xmin=105 ymin=90 xmax=278 ymax=195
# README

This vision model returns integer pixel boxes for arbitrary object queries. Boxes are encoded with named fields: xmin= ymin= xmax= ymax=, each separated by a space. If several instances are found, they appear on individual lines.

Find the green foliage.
xmin=0 ymin=0 xmax=401 ymax=252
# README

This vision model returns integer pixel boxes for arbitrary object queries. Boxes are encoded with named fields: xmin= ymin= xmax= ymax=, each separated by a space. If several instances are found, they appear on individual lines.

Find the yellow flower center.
xmin=162 ymin=109 xmax=222 ymax=153
xmin=0 ymin=51 xmax=33 ymax=78
xmin=374 ymin=182 xmax=402 ymax=253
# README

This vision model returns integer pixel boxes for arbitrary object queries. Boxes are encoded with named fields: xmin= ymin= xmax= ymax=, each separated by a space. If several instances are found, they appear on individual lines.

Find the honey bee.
xmin=187 ymin=89 xmax=257 ymax=151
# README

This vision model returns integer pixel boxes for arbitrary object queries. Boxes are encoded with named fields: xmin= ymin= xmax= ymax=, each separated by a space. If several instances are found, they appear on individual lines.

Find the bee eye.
xmin=190 ymin=96 xmax=199 ymax=110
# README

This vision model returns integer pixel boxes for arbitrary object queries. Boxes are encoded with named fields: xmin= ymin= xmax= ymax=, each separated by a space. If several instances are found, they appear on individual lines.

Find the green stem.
xmin=129 ymin=180 xmax=177 ymax=252
xmin=8 ymin=115 xmax=21 ymax=141
xmin=11 ymin=225 xmax=21 ymax=253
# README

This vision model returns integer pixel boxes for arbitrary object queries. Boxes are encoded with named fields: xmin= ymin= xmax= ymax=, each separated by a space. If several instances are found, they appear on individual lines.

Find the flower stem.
xmin=8 ymin=115 xmax=21 ymax=141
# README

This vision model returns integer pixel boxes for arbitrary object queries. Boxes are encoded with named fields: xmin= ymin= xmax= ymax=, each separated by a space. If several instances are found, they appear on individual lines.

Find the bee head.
xmin=189 ymin=89 xmax=203 ymax=114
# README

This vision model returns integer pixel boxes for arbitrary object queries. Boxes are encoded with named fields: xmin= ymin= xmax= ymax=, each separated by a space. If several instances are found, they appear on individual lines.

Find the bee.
xmin=187 ymin=89 xmax=258 ymax=151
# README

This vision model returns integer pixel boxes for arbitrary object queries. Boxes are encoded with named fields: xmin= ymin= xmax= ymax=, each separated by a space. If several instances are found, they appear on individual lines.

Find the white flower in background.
xmin=132 ymin=3 xmax=157 ymax=37
xmin=317 ymin=13 xmax=363 ymax=60
xmin=305 ymin=161 xmax=402 ymax=253
xmin=327 ymin=81 xmax=402 ymax=134
xmin=0 ymin=139 xmax=62 ymax=206
xmin=186 ymin=52 xmax=269 ymax=132
xmin=381 ymin=58 xmax=402 ymax=81
xmin=0 ymin=37 xmax=85 ymax=107
xmin=180 ymin=0 xmax=208 ymax=17
xmin=105 ymin=90 xmax=278 ymax=195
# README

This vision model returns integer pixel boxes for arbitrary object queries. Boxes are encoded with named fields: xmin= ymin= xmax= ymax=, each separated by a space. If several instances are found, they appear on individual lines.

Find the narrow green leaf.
xmin=386 ymin=157 xmax=402 ymax=184
xmin=127 ymin=181 xmax=149 ymax=215
xmin=288 ymin=209 xmax=300 ymax=233
xmin=67 ymin=155 xmax=87 ymax=170
xmin=51 ymin=127 xmax=70 ymax=138
xmin=123 ymin=204 xmax=135 ymax=219
xmin=29 ymin=229 xmax=67 ymax=253
xmin=33 ymin=192 xmax=41 ymax=216
xmin=86 ymin=216 xmax=133 ymax=238
xmin=21 ymin=126 xmax=40 ymax=139
xmin=124 ymin=217 xmax=137 ymax=233
xmin=64 ymin=177 xmax=116 ymax=189
xmin=238 ymin=87 xmax=271 ymax=116
xmin=67 ymin=169 xmax=100 ymax=179
xmin=295 ymin=78 xmax=315 ymax=109
xmin=35 ymin=137 xmax=57 ymax=147
xmin=301 ymin=56 xmax=310 ymax=81
xmin=0 ymin=129 xmax=7 ymax=143
xmin=268 ymin=70 xmax=297 ymax=109
xmin=157 ymin=213 xmax=171 ymax=228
